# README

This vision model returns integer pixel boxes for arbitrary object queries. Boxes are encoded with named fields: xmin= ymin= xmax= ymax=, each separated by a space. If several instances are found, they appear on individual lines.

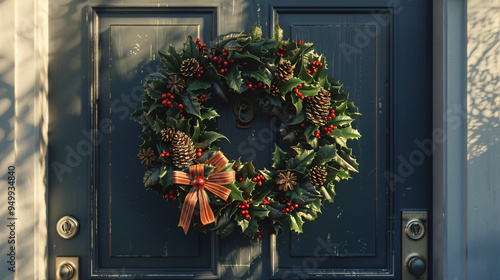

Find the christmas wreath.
xmin=131 ymin=24 xmax=361 ymax=239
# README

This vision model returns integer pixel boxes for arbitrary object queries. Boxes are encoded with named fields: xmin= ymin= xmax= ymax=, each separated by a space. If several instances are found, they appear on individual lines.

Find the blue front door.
xmin=48 ymin=0 xmax=432 ymax=279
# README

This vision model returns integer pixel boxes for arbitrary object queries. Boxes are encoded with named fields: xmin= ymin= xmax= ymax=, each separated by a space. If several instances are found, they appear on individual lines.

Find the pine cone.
xmin=269 ymin=80 xmax=280 ymax=95
xmin=276 ymin=61 xmax=293 ymax=82
xmin=180 ymin=58 xmax=200 ymax=78
xmin=160 ymin=128 xmax=176 ymax=142
xmin=308 ymin=166 xmax=327 ymax=187
xmin=305 ymin=88 xmax=331 ymax=126
xmin=167 ymin=75 xmax=186 ymax=93
xmin=171 ymin=131 xmax=196 ymax=168
xmin=138 ymin=147 xmax=156 ymax=167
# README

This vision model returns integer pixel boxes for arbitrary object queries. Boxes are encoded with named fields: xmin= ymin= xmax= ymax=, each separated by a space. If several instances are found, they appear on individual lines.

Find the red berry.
xmin=169 ymin=95 xmax=175 ymax=100
xmin=301 ymin=123 xmax=306 ymax=127
xmin=252 ymin=177 xmax=258 ymax=182
xmin=234 ymin=164 xmax=238 ymax=168
xmin=245 ymin=214 xmax=251 ymax=219
xmin=258 ymin=181 xmax=262 ymax=186
xmin=223 ymin=61 xmax=228 ymax=66
xmin=162 ymin=99 xmax=167 ymax=105
xmin=230 ymin=59 xmax=235 ymax=63
xmin=307 ymin=70 xmax=311 ymax=74
xmin=247 ymin=83 xmax=253 ymax=89
xmin=290 ymin=206 xmax=295 ymax=210
xmin=319 ymin=62 xmax=323 ymax=66
xmin=197 ymin=152 xmax=202 ymax=157
xmin=243 ymin=200 xmax=248 ymax=204
xmin=257 ymin=82 xmax=263 ymax=87
xmin=197 ymin=148 xmax=203 ymax=152
xmin=220 ymin=69 xmax=225 ymax=73
xmin=241 ymin=210 xmax=246 ymax=215
xmin=166 ymin=152 xmax=170 ymax=157
xmin=286 ymin=202 xmax=291 ymax=207
xmin=285 ymin=208 xmax=290 ymax=212
xmin=283 ymin=209 xmax=287 ymax=213
xmin=298 ymin=40 xmax=302 ymax=45
xmin=162 ymin=94 xmax=167 ymax=98
xmin=249 ymin=198 xmax=253 ymax=203
xmin=178 ymin=104 xmax=183 ymax=109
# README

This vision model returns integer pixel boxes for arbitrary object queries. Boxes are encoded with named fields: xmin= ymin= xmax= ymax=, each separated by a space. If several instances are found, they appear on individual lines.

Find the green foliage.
xmin=131 ymin=23 xmax=362 ymax=240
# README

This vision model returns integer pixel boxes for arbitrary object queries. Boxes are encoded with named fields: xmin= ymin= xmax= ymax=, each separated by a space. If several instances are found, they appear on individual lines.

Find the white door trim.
xmin=2 ymin=0 xmax=468 ymax=279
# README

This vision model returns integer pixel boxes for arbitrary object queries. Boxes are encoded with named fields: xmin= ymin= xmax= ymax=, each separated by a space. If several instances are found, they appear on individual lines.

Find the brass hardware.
xmin=232 ymin=97 xmax=254 ymax=129
xmin=57 ymin=216 xmax=79 ymax=239
xmin=56 ymin=257 xmax=79 ymax=280
xmin=402 ymin=211 xmax=428 ymax=280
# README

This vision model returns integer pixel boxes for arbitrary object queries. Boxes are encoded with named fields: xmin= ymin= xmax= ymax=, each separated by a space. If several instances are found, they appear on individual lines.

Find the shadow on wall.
xmin=467 ymin=3 xmax=500 ymax=161
xmin=467 ymin=1 xmax=500 ymax=279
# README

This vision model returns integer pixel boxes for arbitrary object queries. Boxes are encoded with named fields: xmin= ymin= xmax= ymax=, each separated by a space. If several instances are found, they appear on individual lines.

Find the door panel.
xmin=48 ymin=0 xmax=432 ymax=279
xmin=272 ymin=9 xmax=391 ymax=276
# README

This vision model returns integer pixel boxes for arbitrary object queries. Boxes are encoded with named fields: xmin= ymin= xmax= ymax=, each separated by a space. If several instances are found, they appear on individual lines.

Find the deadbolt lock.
xmin=402 ymin=211 xmax=428 ymax=280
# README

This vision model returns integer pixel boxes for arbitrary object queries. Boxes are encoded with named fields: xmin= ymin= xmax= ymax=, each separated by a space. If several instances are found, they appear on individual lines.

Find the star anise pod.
xmin=138 ymin=147 xmax=156 ymax=167
xmin=276 ymin=171 xmax=298 ymax=191
xmin=167 ymin=75 xmax=186 ymax=93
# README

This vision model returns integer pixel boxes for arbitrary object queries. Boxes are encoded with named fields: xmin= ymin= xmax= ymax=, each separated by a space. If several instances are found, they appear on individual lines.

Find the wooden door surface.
xmin=48 ymin=0 xmax=432 ymax=279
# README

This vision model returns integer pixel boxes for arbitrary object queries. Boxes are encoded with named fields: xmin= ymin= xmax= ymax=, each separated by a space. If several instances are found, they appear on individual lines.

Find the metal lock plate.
xmin=56 ymin=256 xmax=79 ymax=280
xmin=402 ymin=211 xmax=428 ymax=280
xmin=57 ymin=216 xmax=79 ymax=239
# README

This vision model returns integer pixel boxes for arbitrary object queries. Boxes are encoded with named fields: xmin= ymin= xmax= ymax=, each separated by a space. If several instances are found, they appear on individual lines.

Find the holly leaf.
xmin=278 ymin=77 xmax=303 ymax=95
xmin=236 ymin=216 xmax=250 ymax=232
xmin=238 ymin=161 xmax=258 ymax=179
xmin=143 ymin=168 xmax=160 ymax=188
xmin=224 ymin=182 xmax=244 ymax=202
xmin=195 ymin=131 xmax=229 ymax=150
xmin=200 ymin=107 xmax=220 ymax=120
xmin=299 ymin=84 xmax=321 ymax=97
xmin=237 ymin=178 xmax=257 ymax=199
xmin=158 ymin=46 xmax=182 ymax=71
xmin=336 ymin=148 xmax=359 ymax=172
xmin=249 ymin=23 xmax=263 ymax=41
xmin=327 ymin=115 xmax=354 ymax=127
xmin=287 ymin=214 xmax=303 ymax=233
xmin=273 ymin=25 xmax=284 ymax=42
xmin=312 ymin=144 xmax=337 ymax=166
xmin=181 ymin=36 xmax=201 ymax=60
xmin=289 ymin=110 xmax=305 ymax=125
xmin=286 ymin=149 xmax=316 ymax=174
xmin=340 ymin=127 xmax=361 ymax=139
xmin=227 ymin=64 xmax=244 ymax=92
xmin=187 ymin=79 xmax=212 ymax=92
xmin=159 ymin=165 xmax=174 ymax=190
xmin=249 ymin=204 xmax=270 ymax=218
xmin=241 ymin=68 xmax=271 ymax=86
xmin=272 ymin=144 xmax=287 ymax=170
xmin=180 ymin=92 xmax=202 ymax=118
xmin=291 ymin=93 xmax=303 ymax=115
xmin=243 ymin=218 xmax=260 ymax=238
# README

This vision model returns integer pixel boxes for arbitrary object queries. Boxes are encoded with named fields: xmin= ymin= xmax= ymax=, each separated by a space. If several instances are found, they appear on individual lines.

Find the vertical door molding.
xmin=2 ymin=0 xmax=49 ymax=279
xmin=432 ymin=0 xmax=467 ymax=280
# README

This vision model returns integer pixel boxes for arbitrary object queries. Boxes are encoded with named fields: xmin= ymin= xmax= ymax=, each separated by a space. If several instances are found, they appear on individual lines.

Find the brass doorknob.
xmin=57 ymin=262 xmax=75 ymax=280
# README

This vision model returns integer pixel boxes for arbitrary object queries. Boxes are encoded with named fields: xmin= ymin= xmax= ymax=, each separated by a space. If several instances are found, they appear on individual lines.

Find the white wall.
xmin=467 ymin=0 xmax=500 ymax=278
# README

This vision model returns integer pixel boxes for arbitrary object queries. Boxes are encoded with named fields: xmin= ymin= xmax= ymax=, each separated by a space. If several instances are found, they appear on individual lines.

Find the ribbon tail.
xmin=205 ymin=181 xmax=232 ymax=201
xmin=178 ymin=188 xmax=198 ymax=235
xmin=198 ymin=189 xmax=215 ymax=225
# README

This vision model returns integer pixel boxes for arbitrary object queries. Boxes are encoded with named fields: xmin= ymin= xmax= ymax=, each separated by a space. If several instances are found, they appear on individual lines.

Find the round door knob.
xmin=407 ymin=256 xmax=426 ymax=276
xmin=57 ymin=263 xmax=75 ymax=280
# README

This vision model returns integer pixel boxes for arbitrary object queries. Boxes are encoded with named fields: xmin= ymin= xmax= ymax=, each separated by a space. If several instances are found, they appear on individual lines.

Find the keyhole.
xmin=62 ymin=221 xmax=72 ymax=234
xmin=410 ymin=223 xmax=421 ymax=236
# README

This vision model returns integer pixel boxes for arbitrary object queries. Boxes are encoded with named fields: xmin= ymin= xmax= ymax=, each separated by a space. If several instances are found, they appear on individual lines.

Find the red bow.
xmin=173 ymin=152 xmax=234 ymax=234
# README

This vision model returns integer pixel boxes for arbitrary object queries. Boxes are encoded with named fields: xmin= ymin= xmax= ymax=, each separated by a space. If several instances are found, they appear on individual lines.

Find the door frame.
xmin=2 ymin=0 xmax=467 ymax=279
